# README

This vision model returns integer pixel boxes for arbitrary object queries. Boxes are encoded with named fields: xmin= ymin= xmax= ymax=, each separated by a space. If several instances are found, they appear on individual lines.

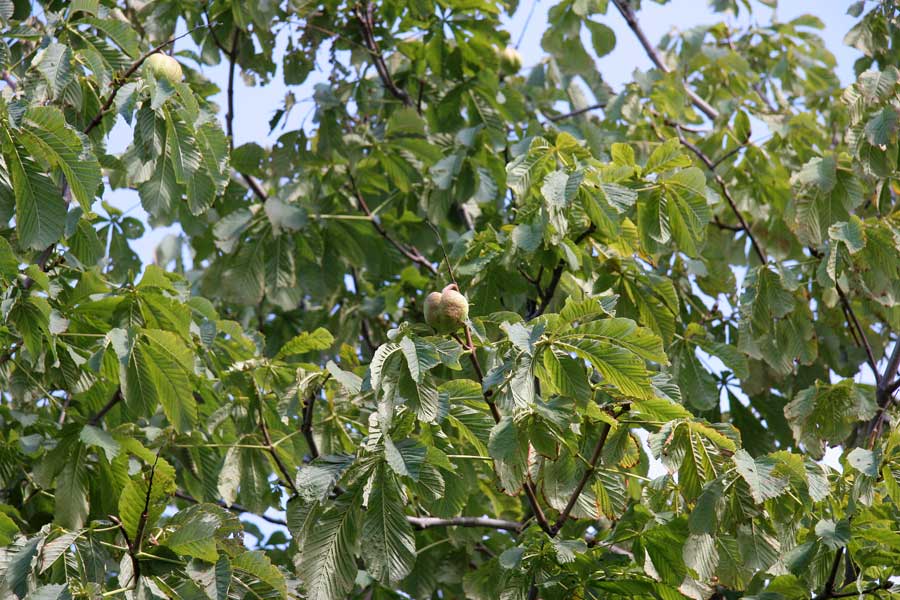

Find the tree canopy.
xmin=1 ymin=0 xmax=900 ymax=598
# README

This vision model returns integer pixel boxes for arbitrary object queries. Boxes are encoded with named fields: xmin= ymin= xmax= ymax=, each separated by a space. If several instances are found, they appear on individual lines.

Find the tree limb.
xmin=673 ymin=126 xmax=767 ymax=264
xmin=88 ymin=389 xmax=123 ymax=426
xmin=257 ymin=394 xmax=300 ymax=495
xmin=408 ymin=516 xmax=522 ymax=531
xmin=527 ymin=224 xmax=596 ymax=319
xmin=835 ymin=283 xmax=879 ymax=385
xmin=551 ymin=416 xmax=615 ymax=535
xmin=548 ymin=102 xmax=606 ymax=122
xmin=301 ymin=375 xmax=330 ymax=460
xmin=611 ymin=0 xmax=719 ymax=121
xmin=355 ymin=2 xmax=414 ymax=109
xmin=347 ymin=173 xmax=437 ymax=274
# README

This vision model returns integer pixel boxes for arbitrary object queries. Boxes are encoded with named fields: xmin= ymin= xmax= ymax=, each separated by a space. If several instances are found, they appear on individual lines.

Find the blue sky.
xmin=135 ymin=1 xmax=863 ymax=545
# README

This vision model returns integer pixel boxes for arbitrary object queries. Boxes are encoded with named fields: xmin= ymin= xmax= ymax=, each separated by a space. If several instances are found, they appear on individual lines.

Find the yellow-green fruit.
xmin=423 ymin=291 xmax=444 ymax=330
xmin=146 ymin=53 xmax=183 ymax=82
xmin=500 ymin=46 xmax=522 ymax=73
xmin=439 ymin=285 xmax=469 ymax=330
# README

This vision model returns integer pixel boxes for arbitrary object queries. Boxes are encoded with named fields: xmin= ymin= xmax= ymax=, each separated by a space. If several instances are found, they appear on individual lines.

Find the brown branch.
xmin=355 ymin=2 xmax=414 ymax=109
xmin=347 ymin=173 xmax=437 ymax=274
xmin=548 ymin=102 xmax=606 ymax=122
xmin=813 ymin=548 xmax=845 ymax=600
xmin=835 ymin=284 xmax=879 ymax=384
xmin=611 ymin=0 xmax=718 ymax=121
xmin=258 ymin=395 xmax=300 ymax=495
xmin=1 ymin=71 xmax=16 ymax=91
xmin=528 ymin=224 xmax=595 ymax=319
xmin=673 ymin=126 xmax=767 ymax=264
xmin=109 ymin=514 xmax=139 ymax=585
xmin=301 ymin=375 xmax=330 ymax=460
xmin=225 ymin=29 xmax=239 ymax=150
xmin=132 ymin=451 xmax=159 ymax=564
xmin=711 ymin=143 xmax=747 ymax=168
xmin=175 ymin=490 xmax=290 ymax=526
xmin=88 ymin=389 xmax=123 ymax=426
xmin=551 ymin=408 xmax=621 ymax=535
xmin=408 ymin=516 xmax=522 ymax=531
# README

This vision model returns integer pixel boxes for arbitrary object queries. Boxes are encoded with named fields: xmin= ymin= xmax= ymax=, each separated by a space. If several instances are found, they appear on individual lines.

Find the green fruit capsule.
xmin=146 ymin=53 xmax=183 ymax=82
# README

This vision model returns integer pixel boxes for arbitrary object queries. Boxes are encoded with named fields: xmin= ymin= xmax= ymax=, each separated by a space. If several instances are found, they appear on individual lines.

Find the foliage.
xmin=1 ymin=0 xmax=900 ymax=599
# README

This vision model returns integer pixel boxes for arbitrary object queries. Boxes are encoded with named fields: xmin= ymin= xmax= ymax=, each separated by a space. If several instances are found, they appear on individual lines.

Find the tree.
xmin=1 ymin=0 xmax=899 ymax=597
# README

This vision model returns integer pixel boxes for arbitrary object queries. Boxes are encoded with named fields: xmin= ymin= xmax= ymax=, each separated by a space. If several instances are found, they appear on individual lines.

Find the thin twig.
xmin=548 ymin=102 xmax=606 ymax=122
xmin=408 ymin=516 xmax=522 ymax=531
xmin=611 ymin=0 xmax=718 ymax=121
xmin=347 ymin=173 xmax=437 ymax=274
xmin=109 ymin=515 xmax=139 ymax=586
xmin=673 ymin=126 xmax=767 ymax=264
xmin=528 ymin=225 xmax=595 ymax=319
xmin=426 ymin=221 xmax=458 ymax=287
xmin=813 ymin=548 xmax=844 ymax=600
xmin=355 ymin=2 xmax=414 ymax=109
xmin=458 ymin=322 xmax=551 ymax=535
xmin=225 ymin=29 xmax=239 ymax=151
xmin=835 ymin=284 xmax=879 ymax=384
xmin=301 ymin=375 xmax=330 ymax=460
xmin=87 ymin=389 xmax=123 ymax=426
xmin=551 ymin=414 xmax=617 ymax=535
xmin=257 ymin=392 xmax=300 ymax=495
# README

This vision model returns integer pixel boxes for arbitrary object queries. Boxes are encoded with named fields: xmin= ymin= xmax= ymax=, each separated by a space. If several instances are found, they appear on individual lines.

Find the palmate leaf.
xmin=361 ymin=466 xmax=416 ymax=585
xmin=733 ymin=449 xmax=788 ymax=503
xmin=298 ymin=498 xmax=361 ymax=600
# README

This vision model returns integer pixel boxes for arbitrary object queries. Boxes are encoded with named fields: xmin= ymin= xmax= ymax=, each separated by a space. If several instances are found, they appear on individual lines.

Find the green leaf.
xmin=4 ymin=140 xmax=66 ymax=250
xmin=815 ymin=518 xmax=850 ymax=550
xmin=54 ymin=441 xmax=89 ymax=529
xmin=233 ymin=550 xmax=288 ymax=599
xmin=298 ymin=500 xmax=361 ymax=600
xmin=277 ymin=328 xmax=334 ymax=359
xmin=362 ymin=467 xmax=416 ymax=584
xmin=733 ymin=449 xmax=788 ymax=503
xmin=20 ymin=106 xmax=101 ymax=211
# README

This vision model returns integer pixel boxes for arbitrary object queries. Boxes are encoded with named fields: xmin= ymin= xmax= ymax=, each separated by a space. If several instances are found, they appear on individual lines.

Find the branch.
xmin=176 ymin=489 xmax=528 ymax=535
xmin=132 ymin=452 xmax=161 ymax=567
xmin=225 ymin=29 xmax=239 ymax=151
xmin=611 ymin=0 xmax=718 ymax=121
xmin=813 ymin=548 xmax=844 ymax=600
xmin=1 ymin=71 xmax=16 ymax=91
xmin=673 ymin=126 xmax=767 ymax=264
xmin=347 ymin=173 xmax=437 ymax=274
xmin=257 ymin=395 xmax=300 ymax=496
xmin=87 ymin=389 xmax=123 ymax=426
xmin=355 ymin=2 xmax=414 ymax=109
xmin=408 ymin=516 xmax=521 ymax=531
xmin=835 ymin=283 xmax=879 ymax=385
xmin=548 ymin=102 xmax=606 ymax=122
xmin=551 ymin=408 xmax=620 ymax=535
xmin=109 ymin=515 xmax=139 ymax=585
xmin=175 ymin=490 xmax=289 ymax=526
xmin=528 ymin=224 xmax=595 ymax=319
xmin=301 ymin=375 xmax=330 ymax=460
